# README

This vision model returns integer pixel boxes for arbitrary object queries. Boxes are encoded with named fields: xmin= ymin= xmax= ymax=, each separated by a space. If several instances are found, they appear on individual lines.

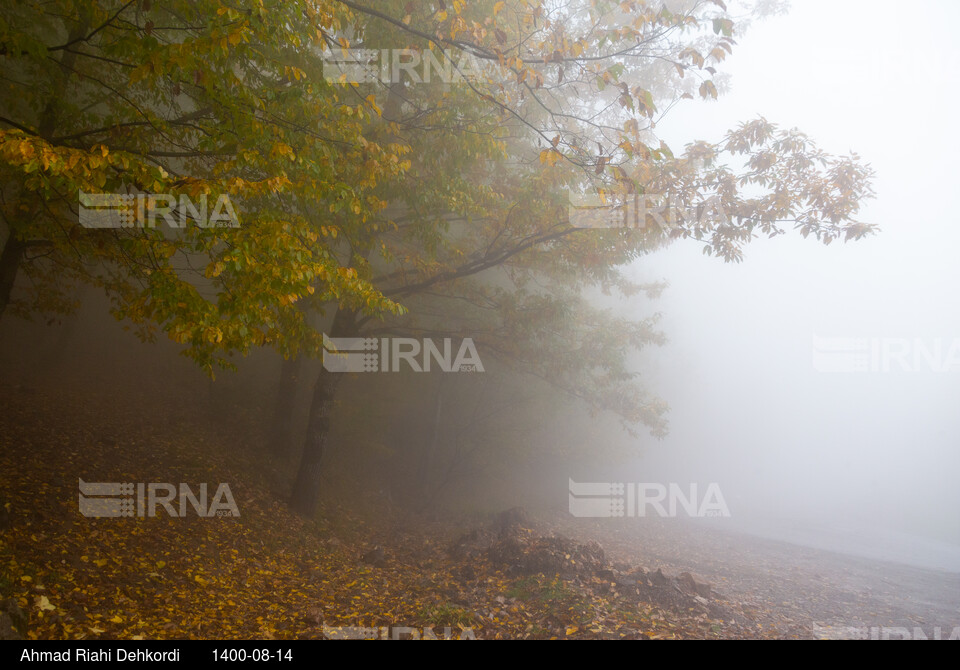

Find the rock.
xmin=0 ymin=599 xmax=26 ymax=640
xmin=449 ymin=528 xmax=497 ymax=560
xmin=0 ymin=614 xmax=19 ymax=641
xmin=487 ymin=535 xmax=605 ymax=577
xmin=487 ymin=536 xmax=525 ymax=569
xmin=677 ymin=571 xmax=697 ymax=593
xmin=678 ymin=571 xmax=712 ymax=598
xmin=650 ymin=568 xmax=671 ymax=587
xmin=492 ymin=507 xmax=528 ymax=538
xmin=361 ymin=546 xmax=386 ymax=567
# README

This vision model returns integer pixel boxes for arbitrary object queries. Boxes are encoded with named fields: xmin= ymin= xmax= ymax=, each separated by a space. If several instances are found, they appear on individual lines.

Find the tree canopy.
xmin=0 ymin=0 xmax=875 ymax=470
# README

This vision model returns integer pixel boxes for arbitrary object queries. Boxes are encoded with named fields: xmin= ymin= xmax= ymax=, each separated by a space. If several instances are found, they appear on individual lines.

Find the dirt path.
xmin=548 ymin=516 xmax=960 ymax=638
xmin=2 ymin=379 xmax=956 ymax=639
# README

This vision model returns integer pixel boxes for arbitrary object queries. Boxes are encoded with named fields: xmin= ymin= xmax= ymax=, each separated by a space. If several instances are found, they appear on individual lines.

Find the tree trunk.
xmin=0 ymin=24 xmax=85 ymax=323
xmin=289 ymin=308 xmax=356 ymax=516
xmin=270 ymin=355 xmax=302 ymax=459
xmin=416 ymin=376 xmax=445 ymax=504
xmin=0 ymin=235 xmax=24 ymax=320
xmin=289 ymin=368 xmax=337 ymax=515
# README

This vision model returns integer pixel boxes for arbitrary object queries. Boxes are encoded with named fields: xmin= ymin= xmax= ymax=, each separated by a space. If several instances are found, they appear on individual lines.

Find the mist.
xmin=1 ymin=0 xmax=957 ymax=643
xmin=626 ymin=0 xmax=960 ymax=570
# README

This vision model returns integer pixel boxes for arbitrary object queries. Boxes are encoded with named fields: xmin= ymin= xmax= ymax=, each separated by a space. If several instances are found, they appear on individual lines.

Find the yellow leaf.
xmin=109 ymin=615 xmax=123 ymax=624
xmin=539 ymin=149 xmax=560 ymax=166
xmin=36 ymin=596 xmax=56 ymax=612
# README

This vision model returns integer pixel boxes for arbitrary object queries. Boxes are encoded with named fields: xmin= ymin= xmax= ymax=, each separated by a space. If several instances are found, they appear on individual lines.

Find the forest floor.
xmin=549 ymin=517 xmax=960 ymax=639
xmin=1 ymin=381 xmax=957 ymax=640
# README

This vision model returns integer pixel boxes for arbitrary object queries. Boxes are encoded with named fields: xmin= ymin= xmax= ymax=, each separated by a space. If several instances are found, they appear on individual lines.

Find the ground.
xmin=1 ymin=382 xmax=957 ymax=640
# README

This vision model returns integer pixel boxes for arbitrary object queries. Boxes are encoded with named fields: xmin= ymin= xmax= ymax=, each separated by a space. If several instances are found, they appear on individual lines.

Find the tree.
xmin=0 ymin=1 xmax=875 ymax=516
xmin=281 ymin=0 xmax=875 ymax=514
xmin=0 ymin=0 xmax=407 ymax=368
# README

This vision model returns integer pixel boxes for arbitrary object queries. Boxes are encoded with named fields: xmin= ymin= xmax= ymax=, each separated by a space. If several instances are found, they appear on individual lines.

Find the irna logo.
xmin=78 ymin=479 xmax=240 ymax=518
xmin=78 ymin=191 xmax=240 ymax=229
xmin=321 ymin=334 xmax=484 ymax=373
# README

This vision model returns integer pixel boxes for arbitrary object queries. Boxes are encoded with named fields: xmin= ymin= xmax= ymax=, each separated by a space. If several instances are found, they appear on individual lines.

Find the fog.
xmin=625 ymin=0 xmax=960 ymax=570
xmin=1 ymin=0 xmax=958 ymax=642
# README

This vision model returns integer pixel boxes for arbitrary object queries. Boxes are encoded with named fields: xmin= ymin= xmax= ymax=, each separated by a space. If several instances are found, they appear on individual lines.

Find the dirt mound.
xmin=448 ymin=508 xmax=728 ymax=620
xmin=489 ymin=534 xmax=606 ymax=577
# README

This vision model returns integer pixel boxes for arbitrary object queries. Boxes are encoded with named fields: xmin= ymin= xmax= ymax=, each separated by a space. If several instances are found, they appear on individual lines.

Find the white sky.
xmin=622 ymin=0 xmax=960 ymax=568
